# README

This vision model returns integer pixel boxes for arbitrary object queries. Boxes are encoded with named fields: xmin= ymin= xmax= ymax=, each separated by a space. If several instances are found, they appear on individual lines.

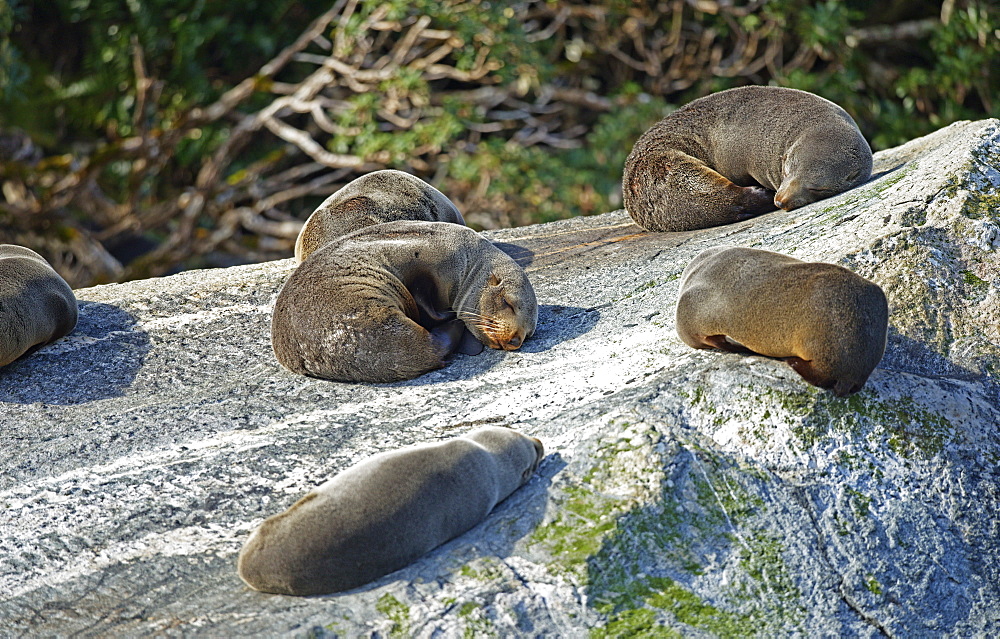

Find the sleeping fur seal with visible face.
xmin=273 ymin=220 xmax=537 ymax=383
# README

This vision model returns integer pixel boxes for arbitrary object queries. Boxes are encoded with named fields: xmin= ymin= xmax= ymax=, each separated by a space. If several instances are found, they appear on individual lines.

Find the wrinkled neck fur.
xmin=451 ymin=252 xmax=490 ymax=314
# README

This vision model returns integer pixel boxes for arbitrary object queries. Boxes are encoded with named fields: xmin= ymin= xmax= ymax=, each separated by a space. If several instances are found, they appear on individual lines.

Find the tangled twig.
xmin=0 ymin=1 xmax=928 ymax=286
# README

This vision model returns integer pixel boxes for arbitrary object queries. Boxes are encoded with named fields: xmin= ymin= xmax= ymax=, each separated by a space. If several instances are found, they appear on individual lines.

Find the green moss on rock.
xmin=528 ymin=483 xmax=621 ymax=571
xmin=734 ymin=531 xmax=804 ymax=621
xmin=956 ymin=146 xmax=1000 ymax=222
xmin=763 ymin=387 xmax=954 ymax=459
xmin=376 ymin=593 xmax=411 ymax=638
xmin=823 ymin=162 xmax=913 ymax=218
xmin=530 ymin=425 xmax=808 ymax=636
xmin=590 ymin=607 xmax=683 ymax=639
xmin=592 ymin=576 xmax=745 ymax=638
xmin=865 ymin=574 xmax=884 ymax=596
xmin=457 ymin=601 xmax=495 ymax=638
xmin=961 ymin=269 xmax=990 ymax=300
xmin=459 ymin=558 xmax=506 ymax=582
xmin=845 ymin=487 xmax=873 ymax=518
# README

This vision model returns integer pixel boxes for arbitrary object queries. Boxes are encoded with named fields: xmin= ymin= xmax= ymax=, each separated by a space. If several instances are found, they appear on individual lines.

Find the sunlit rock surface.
xmin=1 ymin=119 xmax=998 ymax=636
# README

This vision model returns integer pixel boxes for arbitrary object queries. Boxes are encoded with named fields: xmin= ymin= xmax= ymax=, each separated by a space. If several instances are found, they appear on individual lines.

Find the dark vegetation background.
xmin=1 ymin=0 xmax=996 ymax=287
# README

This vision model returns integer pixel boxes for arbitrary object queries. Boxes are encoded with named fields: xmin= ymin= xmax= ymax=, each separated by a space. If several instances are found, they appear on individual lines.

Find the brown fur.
xmin=623 ymin=86 xmax=873 ymax=232
xmin=0 ymin=245 xmax=77 ymax=367
xmin=273 ymin=220 xmax=537 ymax=383
xmin=675 ymin=246 xmax=888 ymax=397
xmin=295 ymin=170 xmax=465 ymax=263
xmin=237 ymin=426 xmax=545 ymax=596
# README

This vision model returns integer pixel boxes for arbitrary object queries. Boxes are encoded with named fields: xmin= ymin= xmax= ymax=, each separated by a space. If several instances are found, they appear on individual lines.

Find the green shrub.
xmin=1 ymin=0 xmax=996 ymax=284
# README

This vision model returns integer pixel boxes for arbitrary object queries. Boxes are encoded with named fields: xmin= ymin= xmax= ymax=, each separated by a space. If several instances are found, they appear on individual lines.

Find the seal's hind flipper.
xmin=624 ymin=149 xmax=777 ymax=231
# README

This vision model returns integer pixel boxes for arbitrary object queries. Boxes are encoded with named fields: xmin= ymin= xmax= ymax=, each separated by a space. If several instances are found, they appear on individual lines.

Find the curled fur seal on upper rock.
xmin=237 ymin=426 xmax=545 ymax=596
xmin=623 ymin=86 xmax=873 ymax=232
xmin=675 ymin=246 xmax=888 ymax=397
xmin=294 ymin=169 xmax=465 ymax=263
xmin=0 ymin=244 xmax=78 ymax=367
xmin=273 ymin=220 xmax=537 ymax=383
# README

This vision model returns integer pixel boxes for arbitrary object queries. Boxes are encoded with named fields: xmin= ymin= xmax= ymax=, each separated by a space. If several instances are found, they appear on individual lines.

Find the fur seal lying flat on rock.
xmin=0 ymin=244 xmax=78 ymax=367
xmin=676 ymin=246 xmax=888 ymax=397
xmin=237 ymin=426 xmax=545 ymax=596
xmin=295 ymin=169 xmax=465 ymax=263
xmin=273 ymin=220 xmax=537 ymax=382
xmin=623 ymin=86 xmax=873 ymax=232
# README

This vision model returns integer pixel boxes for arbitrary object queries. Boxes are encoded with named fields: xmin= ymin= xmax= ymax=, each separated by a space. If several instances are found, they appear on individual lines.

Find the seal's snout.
xmin=774 ymin=193 xmax=795 ymax=211
xmin=833 ymin=379 xmax=863 ymax=397
xmin=774 ymin=177 xmax=802 ymax=211
xmin=480 ymin=330 xmax=523 ymax=351
xmin=480 ymin=321 xmax=527 ymax=351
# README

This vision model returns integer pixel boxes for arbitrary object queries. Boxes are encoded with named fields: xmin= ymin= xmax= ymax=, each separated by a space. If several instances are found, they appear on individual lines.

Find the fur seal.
xmin=675 ymin=246 xmax=888 ymax=397
xmin=0 ymin=244 xmax=78 ymax=367
xmin=237 ymin=426 xmax=545 ymax=596
xmin=295 ymin=169 xmax=465 ymax=263
xmin=623 ymin=86 xmax=873 ymax=232
xmin=273 ymin=220 xmax=537 ymax=382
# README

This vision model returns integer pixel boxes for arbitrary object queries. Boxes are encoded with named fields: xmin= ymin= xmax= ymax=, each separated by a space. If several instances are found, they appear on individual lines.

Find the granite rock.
xmin=1 ymin=119 xmax=998 ymax=637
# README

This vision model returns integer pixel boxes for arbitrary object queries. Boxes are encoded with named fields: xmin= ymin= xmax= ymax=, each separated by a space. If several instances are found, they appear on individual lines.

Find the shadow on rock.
xmin=868 ymin=161 xmax=907 ymax=183
xmin=0 ymin=301 xmax=151 ymax=404
xmin=492 ymin=241 xmax=534 ymax=268
xmin=881 ymin=328 xmax=1000 ymax=401
xmin=521 ymin=304 xmax=601 ymax=354
xmin=397 ymin=305 xmax=600 ymax=386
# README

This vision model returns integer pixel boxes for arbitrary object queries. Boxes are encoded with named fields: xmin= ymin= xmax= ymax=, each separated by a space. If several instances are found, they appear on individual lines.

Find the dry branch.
xmin=1 ymin=0 xmax=856 ymax=286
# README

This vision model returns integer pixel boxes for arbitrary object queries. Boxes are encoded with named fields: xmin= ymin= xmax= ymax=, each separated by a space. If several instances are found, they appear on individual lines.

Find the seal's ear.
xmin=488 ymin=274 xmax=501 ymax=286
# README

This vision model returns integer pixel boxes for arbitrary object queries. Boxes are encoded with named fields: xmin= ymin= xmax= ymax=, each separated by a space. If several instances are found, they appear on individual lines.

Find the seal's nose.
xmin=505 ymin=335 xmax=522 ymax=350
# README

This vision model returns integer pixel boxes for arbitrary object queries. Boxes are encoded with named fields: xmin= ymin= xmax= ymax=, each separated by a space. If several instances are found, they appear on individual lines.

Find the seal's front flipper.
xmin=703 ymin=334 xmax=753 ymax=353
xmin=458 ymin=328 xmax=485 ymax=355
xmin=429 ymin=320 xmax=477 ymax=358
xmin=735 ymin=185 xmax=776 ymax=218
xmin=415 ymin=295 xmax=451 ymax=323
xmin=409 ymin=274 xmax=453 ymax=324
